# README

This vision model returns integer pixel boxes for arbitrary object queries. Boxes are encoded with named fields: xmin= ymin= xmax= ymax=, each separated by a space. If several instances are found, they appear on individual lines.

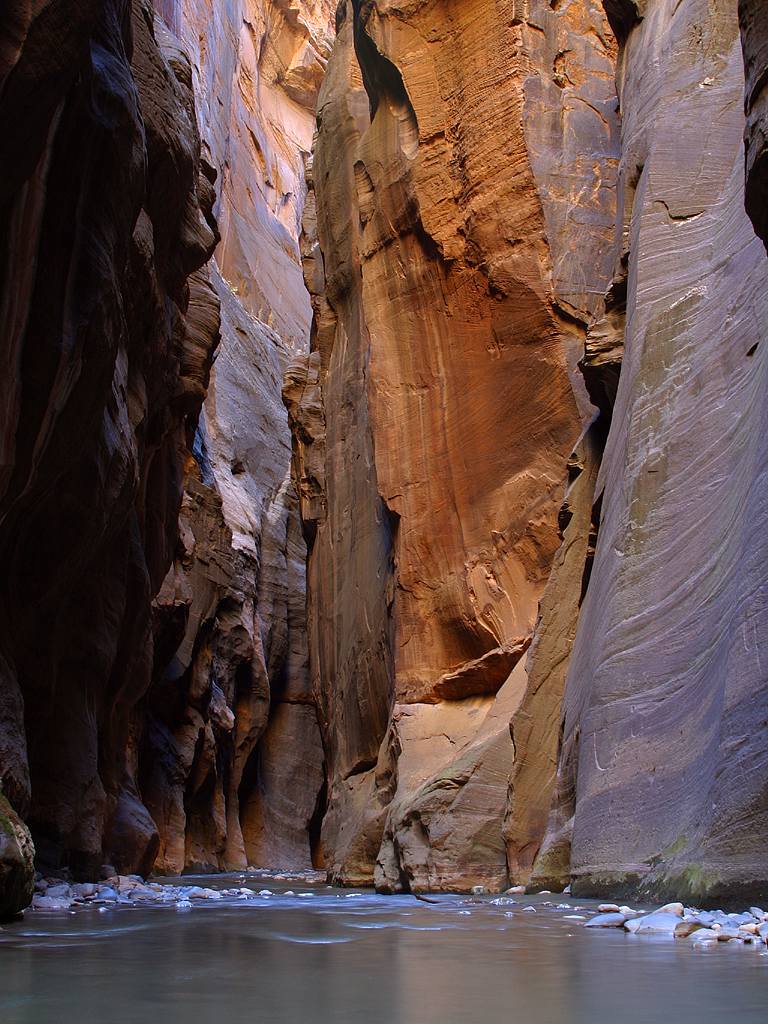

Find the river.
xmin=1 ymin=876 xmax=765 ymax=1023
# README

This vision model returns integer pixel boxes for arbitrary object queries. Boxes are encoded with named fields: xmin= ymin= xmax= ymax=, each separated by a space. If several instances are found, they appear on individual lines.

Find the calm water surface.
xmin=1 ymin=876 xmax=765 ymax=1023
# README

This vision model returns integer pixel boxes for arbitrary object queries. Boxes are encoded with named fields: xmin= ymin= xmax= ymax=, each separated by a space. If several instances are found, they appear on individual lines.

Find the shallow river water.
xmin=1 ymin=876 xmax=765 ymax=1024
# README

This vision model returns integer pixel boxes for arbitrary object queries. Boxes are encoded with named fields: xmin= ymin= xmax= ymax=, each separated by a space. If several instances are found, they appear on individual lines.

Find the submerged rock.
xmin=585 ymin=912 xmax=627 ymax=928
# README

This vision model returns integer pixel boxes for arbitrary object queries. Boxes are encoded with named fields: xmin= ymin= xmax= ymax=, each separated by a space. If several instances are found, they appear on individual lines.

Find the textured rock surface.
xmin=740 ymin=0 xmax=768 ymax=246
xmin=0 ymin=792 xmax=34 ymax=918
xmin=0 ymin=0 xmax=219 ymax=886
xmin=141 ymin=0 xmax=334 ymax=873
xmin=0 ymin=0 xmax=334 ymax=904
xmin=294 ymin=0 xmax=619 ymax=889
xmin=553 ymin=0 xmax=768 ymax=904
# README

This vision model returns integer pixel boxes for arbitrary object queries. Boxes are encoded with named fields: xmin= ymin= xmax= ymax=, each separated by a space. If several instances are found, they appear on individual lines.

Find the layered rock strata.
xmin=533 ymin=0 xmax=768 ymax=904
xmin=291 ymin=0 xmax=620 ymax=890
xmin=740 ymin=0 xmax=768 ymax=247
xmin=0 ymin=0 xmax=220 ymax=881
xmin=139 ymin=0 xmax=335 ymax=873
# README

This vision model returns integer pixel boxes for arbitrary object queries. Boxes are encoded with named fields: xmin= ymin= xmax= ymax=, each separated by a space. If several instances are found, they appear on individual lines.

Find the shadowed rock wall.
xmin=740 ymin=0 xmax=768 ymax=247
xmin=535 ymin=0 xmax=768 ymax=905
xmin=139 ymin=0 xmax=335 ymax=874
xmin=0 ymin=0 xmax=220 ymax=880
xmin=0 ymin=0 xmax=335 ymax=903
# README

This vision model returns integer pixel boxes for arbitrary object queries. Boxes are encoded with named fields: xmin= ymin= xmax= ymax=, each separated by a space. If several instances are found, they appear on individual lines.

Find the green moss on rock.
xmin=0 ymin=792 xmax=35 ymax=919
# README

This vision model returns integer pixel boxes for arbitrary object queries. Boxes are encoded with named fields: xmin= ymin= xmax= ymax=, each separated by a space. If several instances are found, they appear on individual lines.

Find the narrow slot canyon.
xmin=1 ymin=1 xmax=768 ymax=1021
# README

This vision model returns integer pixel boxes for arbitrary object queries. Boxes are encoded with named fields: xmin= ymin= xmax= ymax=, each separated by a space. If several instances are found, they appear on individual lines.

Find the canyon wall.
xmin=0 ymin=0 xmax=334 ymax=912
xmin=523 ymin=0 xmax=768 ymax=904
xmin=297 ymin=0 xmax=768 ymax=901
xmin=292 ymin=0 xmax=621 ymax=891
xmin=141 ymin=0 xmax=334 ymax=875
xmin=0 ymin=0 xmax=220 ymax=903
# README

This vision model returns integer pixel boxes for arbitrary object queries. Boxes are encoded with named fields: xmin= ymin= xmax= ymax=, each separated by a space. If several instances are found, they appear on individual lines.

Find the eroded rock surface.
xmin=549 ymin=0 xmax=768 ymax=904
xmin=740 ymin=1 xmax=768 ymax=246
xmin=0 ymin=0 xmax=220 ymax=887
xmin=293 ymin=0 xmax=619 ymax=890
xmin=141 ymin=0 xmax=335 ymax=873
xmin=0 ymin=0 xmax=334 ymax=907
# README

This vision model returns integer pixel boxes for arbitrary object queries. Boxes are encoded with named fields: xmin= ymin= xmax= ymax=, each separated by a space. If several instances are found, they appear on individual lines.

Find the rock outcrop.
xmin=0 ymin=792 xmax=34 ymax=918
xmin=140 ymin=0 xmax=334 ymax=873
xmin=531 ymin=0 xmax=768 ymax=905
xmin=740 ymin=1 xmax=768 ymax=247
xmin=291 ymin=0 xmax=620 ymax=890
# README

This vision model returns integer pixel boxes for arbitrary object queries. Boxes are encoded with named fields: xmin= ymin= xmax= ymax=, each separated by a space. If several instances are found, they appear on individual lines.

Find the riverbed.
xmin=1 ymin=876 xmax=765 ymax=1023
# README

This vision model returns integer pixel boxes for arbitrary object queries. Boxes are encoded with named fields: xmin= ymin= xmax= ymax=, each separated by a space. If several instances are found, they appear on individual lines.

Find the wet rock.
xmin=674 ymin=920 xmax=707 ymax=938
xmin=31 ymin=895 xmax=73 ymax=912
xmin=625 ymin=912 xmax=681 ymax=935
xmin=585 ymin=912 xmax=627 ymax=928
xmin=0 ymin=793 xmax=34 ymax=918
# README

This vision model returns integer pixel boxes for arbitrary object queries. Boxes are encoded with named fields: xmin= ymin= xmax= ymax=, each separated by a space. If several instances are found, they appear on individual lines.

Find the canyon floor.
xmin=1 ymin=874 xmax=766 ymax=1024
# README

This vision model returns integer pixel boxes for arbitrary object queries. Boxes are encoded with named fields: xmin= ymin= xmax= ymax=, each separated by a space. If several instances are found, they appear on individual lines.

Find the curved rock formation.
xmin=139 ymin=0 xmax=334 ymax=873
xmin=0 ymin=0 xmax=220 ymax=880
xmin=536 ymin=0 xmax=768 ymax=905
xmin=293 ymin=0 xmax=619 ymax=890
xmin=740 ymin=0 xmax=768 ymax=247
xmin=0 ymin=792 xmax=34 ymax=919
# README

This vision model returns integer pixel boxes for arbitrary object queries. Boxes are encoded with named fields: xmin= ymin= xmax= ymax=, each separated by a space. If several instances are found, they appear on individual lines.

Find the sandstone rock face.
xmin=740 ymin=1 xmax=768 ymax=246
xmin=551 ymin=0 xmax=768 ymax=904
xmin=295 ymin=0 xmax=619 ymax=889
xmin=0 ymin=0 xmax=334 ymax=901
xmin=142 ymin=0 xmax=334 ymax=873
xmin=0 ymin=0 xmax=220 ymax=885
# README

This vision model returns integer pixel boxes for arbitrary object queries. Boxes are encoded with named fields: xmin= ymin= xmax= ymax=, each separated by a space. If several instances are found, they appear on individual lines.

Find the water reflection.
xmin=0 ymin=882 xmax=765 ymax=1024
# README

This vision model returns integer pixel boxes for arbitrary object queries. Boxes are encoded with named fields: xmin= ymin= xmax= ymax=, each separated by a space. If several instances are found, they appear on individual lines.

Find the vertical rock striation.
xmin=0 ymin=0 xmax=220 ymax=880
xmin=295 ymin=0 xmax=619 ymax=890
xmin=143 ymin=0 xmax=335 ymax=873
xmin=542 ymin=0 xmax=768 ymax=904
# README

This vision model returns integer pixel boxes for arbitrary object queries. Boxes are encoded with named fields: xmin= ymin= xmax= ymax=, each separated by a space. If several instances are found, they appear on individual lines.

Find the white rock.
xmin=32 ymin=895 xmax=72 ymax=911
xmin=507 ymin=886 xmax=526 ymax=895
xmin=598 ymin=904 xmax=621 ymax=913
xmin=585 ymin=912 xmax=626 ymax=928
xmin=625 ymin=911 xmax=681 ymax=935
xmin=657 ymin=902 xmax=684 ymax=917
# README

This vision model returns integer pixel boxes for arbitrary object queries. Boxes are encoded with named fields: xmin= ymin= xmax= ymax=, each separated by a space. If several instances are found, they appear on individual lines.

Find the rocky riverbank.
xmin=22 ymin=873 xmax=768 ymax=956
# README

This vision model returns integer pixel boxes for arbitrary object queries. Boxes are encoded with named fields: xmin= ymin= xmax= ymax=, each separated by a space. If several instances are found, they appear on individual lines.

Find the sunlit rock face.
xmin=144 ymin=0 xmax=335 ymax=874
xmin=740 ymin=0 xmax=768 ymax=247
xmin=293 ymin=0 xmax=620 ymax=890
xmin=539 ymin=0 xmax=768 ymax=905
xmin=0 ymin=0 xmax=220 ymax=881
